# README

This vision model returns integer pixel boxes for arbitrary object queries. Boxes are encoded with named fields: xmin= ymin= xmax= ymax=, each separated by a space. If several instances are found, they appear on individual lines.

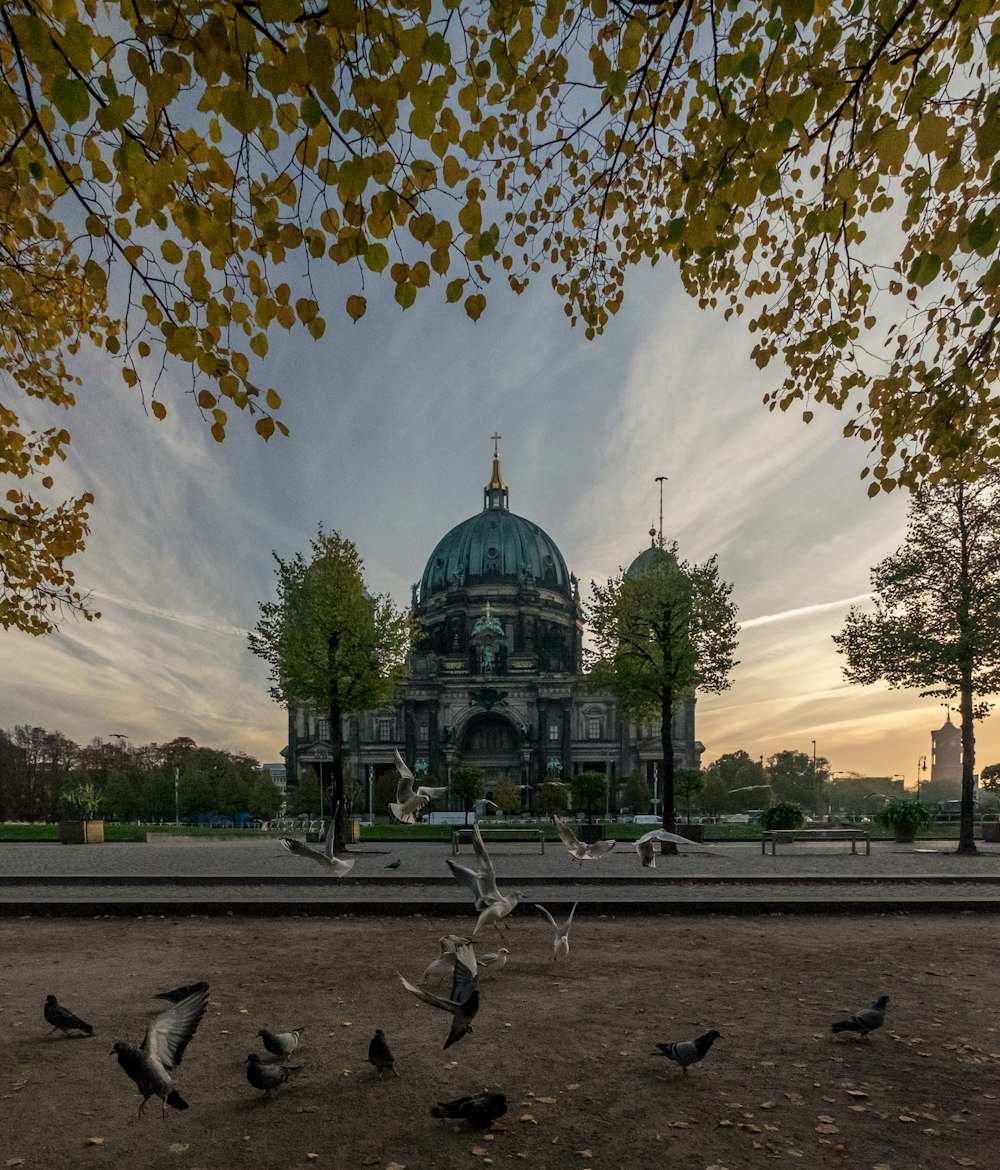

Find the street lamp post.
xmin=916 ymin=755 xmax=927 ymax=801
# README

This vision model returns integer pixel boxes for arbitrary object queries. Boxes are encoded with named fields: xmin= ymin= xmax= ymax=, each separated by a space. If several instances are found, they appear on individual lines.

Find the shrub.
xmin=759 ymin=801 xmax=805 ymax=831
xmin=874 ymin=799 xmax=935 ymax=835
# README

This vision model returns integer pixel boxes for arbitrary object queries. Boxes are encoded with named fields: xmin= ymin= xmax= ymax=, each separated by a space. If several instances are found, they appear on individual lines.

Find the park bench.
xmin=761 ymin=828 xmax=871 ymax=856
xmin=452 ymin=827 xmax=546 ymax=855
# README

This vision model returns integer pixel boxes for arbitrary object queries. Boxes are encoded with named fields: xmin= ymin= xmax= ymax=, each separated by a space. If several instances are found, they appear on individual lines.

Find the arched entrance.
xmin=457 ymin=713 xmax=522 ymax=788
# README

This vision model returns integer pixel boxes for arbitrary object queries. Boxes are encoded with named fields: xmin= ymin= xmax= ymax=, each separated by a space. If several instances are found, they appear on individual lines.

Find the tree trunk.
xmin=661 ymin=686 xmax=676 ymax=833
xmin=957 ymin=679 xmax=977 ymax=855
xmin=329 ymin=700 xmax=347 ymax=851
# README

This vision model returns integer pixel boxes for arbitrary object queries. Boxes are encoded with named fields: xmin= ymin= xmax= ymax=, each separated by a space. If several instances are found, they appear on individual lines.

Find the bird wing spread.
xmin=142 ymin=986 xmax=208 ymax=1070
xmin=552 ymin=815 xmax=581 ymax=852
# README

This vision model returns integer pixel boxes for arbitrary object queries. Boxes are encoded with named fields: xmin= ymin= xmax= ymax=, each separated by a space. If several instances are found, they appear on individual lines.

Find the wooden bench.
xmin=761 ymin=828 xmax=871 ymax=856
xmin=452 ymin=827 xmax=546 ymax=855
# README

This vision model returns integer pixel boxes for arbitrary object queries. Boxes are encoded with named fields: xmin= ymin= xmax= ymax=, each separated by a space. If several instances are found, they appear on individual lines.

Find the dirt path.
xmin=2 ymin=912 xmax=997 ymax=1169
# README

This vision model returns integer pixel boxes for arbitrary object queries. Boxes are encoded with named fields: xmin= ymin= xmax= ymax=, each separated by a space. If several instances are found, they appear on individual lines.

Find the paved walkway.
xmin=2 ymin=837 xmax=1000 ymax=914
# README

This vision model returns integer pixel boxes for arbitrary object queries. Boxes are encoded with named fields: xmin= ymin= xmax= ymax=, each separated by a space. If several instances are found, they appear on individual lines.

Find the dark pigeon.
xmin=831 ymin=995 xmax=889 ymax=1039
xmin=384 ymin=858 xmax=402 ymax=870
xmin=431 ymin=1090 xmax=508 ymax=1127
xmin=399 ymin=940 xmax=480 ymax=1048
xmin=111 ymin=985 xmax=209 ymax=1116
xmin=44 ymin=995 xmax=93 ymax=1037
xmin=258 ymin=1026 xmax=305 ymax=1060
xmin=153 ymin=981 xmax=209 ymax=1004
xmin=368 ymin=1028 xmax=399 ymax=1078
xmin=246 ymin=1053 xmax=304 ymax=1096
xmin=654 ymin=1028 xmax=721 ymax=1074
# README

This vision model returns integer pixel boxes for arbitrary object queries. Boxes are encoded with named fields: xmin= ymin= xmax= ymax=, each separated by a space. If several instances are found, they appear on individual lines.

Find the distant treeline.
xmin=0 ymin=728 xmax=281 ymax=822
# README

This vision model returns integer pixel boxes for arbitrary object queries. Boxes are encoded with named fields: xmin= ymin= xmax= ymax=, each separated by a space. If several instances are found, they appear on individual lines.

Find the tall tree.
xmin=249 ymin=528 xmax=410 ymax=849
xmin=587 ymin=546 xmax=739 ymax=831
xmin=451 ymin=767 xmax=484 ymax=827
xmin=767 ymin=750 xmax=830 ymax=813
xmin=834 ymin=474 xmax=1000 ymax=855
xmin=4 ymin=3 xmax=996 ymax=630
xmin=570 ymin=770 xmax=608 ymax=828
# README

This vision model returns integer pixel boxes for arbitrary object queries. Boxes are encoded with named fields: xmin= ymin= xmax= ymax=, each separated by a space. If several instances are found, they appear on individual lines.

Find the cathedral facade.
xmin=284 ymin=451 xmax=702 ymax=813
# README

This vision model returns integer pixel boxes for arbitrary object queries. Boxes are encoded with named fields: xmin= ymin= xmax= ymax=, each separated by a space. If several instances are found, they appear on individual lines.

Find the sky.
xmin=2 ymin=257 xmax=996 ymax=787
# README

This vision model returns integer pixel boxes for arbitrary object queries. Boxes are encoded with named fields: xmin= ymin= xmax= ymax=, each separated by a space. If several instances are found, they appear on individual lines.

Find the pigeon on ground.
xmin=445 ymin=823 xmax=522 ymax=933
xmin=153 ymin=981 xmax=209 ymax=1004
xmin=552 ymin=815 xmax=616 ymax=862
xmin=478 ymin=946 xmax=510 ymax=974
xmin=279 ymin=818 xmax=355 ymax=876
xmin=636 ymin=828 xmax=715 ymax=868
xmin=399 ymin=940 xmax=480 ymax=1048
xmin=390 ymin=749 xmax=448 ymax=823
xmin=431 ymin=1090 xmax=508 ymax=1127
xmin=654 ymin=1028 xmax=721 ymax=1074
xmin=384 ymin=858 xmax=402 ymax=870
xmin=246 ymin=1052 xmax=304 ymax=1096
xmin=535 ymin=902 xmax=577 ymax=961
xmin=831 ymin=995 xmax=889 ymax=1039
xmin=258 ymin=1026 xmax=305 ymax=1060
xmin=111 ymin=985 xmax=209 ymax=1116
xmin=368 ymin=1028 xmax=399 ymax=1078
xmin=44 ymin=995 xmax=94 ymax=1037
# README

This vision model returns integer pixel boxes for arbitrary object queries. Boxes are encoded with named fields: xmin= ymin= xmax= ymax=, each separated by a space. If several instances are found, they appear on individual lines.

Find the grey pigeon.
xmin=831 ymin=994 xmax=889 ymax=1039
xmin=445 ymin=824 xmax=522 ymax=933
xmin=399 ymin=940 xmax=480 ymax=1048
xmin=279 ymin=819 xmax=354 ymax=876
xmin=246 ymin=1052 xmax=304 ymax=1096
xmin=153 ymin=981 xmax=209 ymax=1004
xmin=368 ymin=1028 xmax=399 ymax=1078
xmin=258 ymin=1026 xmax=305 ymax=1060
xmin=384 ymin=858 xmax=402 ymax=870
xmin=654 ymin=1028 xmax=721 ymax=1074
xmin=111 ymin=985 xmax=209 ymax=1116
xmin=44 ymin=994 xmax=93 ymax=1037
xmin=552 ymin=815 xmax=616 ymax=862
xmin=431 ymin=1090 xmax=508 ymax=1127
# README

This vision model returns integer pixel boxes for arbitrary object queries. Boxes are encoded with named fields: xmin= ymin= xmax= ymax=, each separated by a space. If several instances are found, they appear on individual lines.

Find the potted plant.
xmin=874 ymin=799 xmax=934 ymax=844
xmin=59 ymin=782 xmax=105 ymax=844
xmin=759 ymin=801 xmax=806 ymax=831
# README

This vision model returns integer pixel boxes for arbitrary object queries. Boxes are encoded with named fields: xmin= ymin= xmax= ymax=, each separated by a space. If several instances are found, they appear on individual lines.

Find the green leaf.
xmin=300 ymin=95 xmax=322 ymax=128
xmin=51 ymin=76 xmax=90 ymax=126
xmin=364 ymin=243 xmax=389 ymax=272
xmin=908 ymin=251 xmax=942 ymax=287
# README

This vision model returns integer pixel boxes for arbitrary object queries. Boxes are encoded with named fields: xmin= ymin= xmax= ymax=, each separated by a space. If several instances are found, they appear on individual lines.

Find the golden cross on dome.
xmin=491 ymin=431 xmax=501 ymax=457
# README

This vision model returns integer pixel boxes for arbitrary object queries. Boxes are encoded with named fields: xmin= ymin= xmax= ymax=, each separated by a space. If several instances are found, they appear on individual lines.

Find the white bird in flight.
xmin=445 ymin=823 xmax=522 ymax=933
xmin=552 ymin=815 xmax=617 ymax=862
xmin=279 ymin=818 xmax=355 ymax=877
xmin=635 ymin=828 xmax=715 ymax=869
xmin=390 ymin=749 xmax=448 ymax=823
xmin=535 ymin=902 xmax=577 ymax=960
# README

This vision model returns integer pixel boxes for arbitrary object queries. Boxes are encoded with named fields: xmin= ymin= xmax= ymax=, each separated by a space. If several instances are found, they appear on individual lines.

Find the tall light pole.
xmin=917 ymin=754 xmax=927 ymax=801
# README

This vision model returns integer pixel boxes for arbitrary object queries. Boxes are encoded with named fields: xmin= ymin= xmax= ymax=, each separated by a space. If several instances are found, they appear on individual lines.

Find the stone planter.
xmin=577 ymin=824 xmax=604 ymax=844
xmin=59 ymin=820 xmax=105 ymax=844
xmin=981 ymin=822 xmax=1000 ymax=843
xmin=893 ymin=830 xmax=916 ymax=845
xmin=677 ymin=824 xmax=704 ymax=844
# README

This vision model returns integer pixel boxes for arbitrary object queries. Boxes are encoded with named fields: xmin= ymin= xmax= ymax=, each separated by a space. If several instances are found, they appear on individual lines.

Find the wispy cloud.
xmin=91 ymin=591 xmax=252 ymax=639
xmin=741 ymin=593 xmax=873 ymax=630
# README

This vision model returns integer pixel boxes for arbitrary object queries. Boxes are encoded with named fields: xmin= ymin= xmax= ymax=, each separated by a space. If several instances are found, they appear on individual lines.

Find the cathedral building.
xmin=285 ymin=447 xmax=702 ymax=812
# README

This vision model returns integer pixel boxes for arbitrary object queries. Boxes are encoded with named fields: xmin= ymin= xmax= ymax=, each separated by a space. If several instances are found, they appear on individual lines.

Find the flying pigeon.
xmin=44 ymin=995 xmax=93 ymax=1037
xmin=431 ymin=1090 xmax=508 ymax=1127
xmin=552 ymin=815 xmax=616 ymax=862
xmin=390 ymin=749 xmax=447 ymax=823
xmin=258 ymin=1026 xmax=305 ymax=1060
xmin=653 ymin=1028 xmax=721 ymax=1075
xmin=421 ymin=934 xmax=472 ymax=983
xmin=445 ymin=823 xmax=522 ymax=933
xmin=831 ymin=995 xmax=889 ymax=1039
xmin=111 ymin=984 xmax=209 ymax=1116
xmin=153 ymin=981 xmax=209 ymax=1004
xmin=246 ymin=1052 xmax=304 ymax=1096
xmin=368 ymin=1028 xmax=399 ymax=1078
xmin=384 ymin=858 xmax=402 ymax=870
xmin=399 ymin=940 xmax=480 ymax=1048
xmin=535 ymin=902 xmax=577 ymax=961
xmin=635 ymin=828 xmax=715 ymax=868
xmin=279 ymin=818 xmax=355 ymax=876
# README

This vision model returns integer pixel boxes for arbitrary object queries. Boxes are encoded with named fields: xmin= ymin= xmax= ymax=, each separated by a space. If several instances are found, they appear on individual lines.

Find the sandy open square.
xmin=2 ymin=911 xmax=997 ymax=1170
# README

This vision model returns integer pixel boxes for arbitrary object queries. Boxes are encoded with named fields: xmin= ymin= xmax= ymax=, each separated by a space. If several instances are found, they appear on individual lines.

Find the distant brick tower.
xmin=931 ymin=714 xmax=962 ymax=781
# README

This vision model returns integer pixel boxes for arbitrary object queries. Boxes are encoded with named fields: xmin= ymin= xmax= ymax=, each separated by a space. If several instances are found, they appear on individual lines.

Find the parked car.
xmin=632 ymin=815 xmax=662 ymax=824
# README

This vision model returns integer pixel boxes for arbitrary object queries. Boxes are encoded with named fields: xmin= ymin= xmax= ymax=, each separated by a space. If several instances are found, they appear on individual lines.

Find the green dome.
xmin=626 ymin=537 xmax=677 ymax=579
xmin=420 ymin=508 xmax=571 ymax=601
